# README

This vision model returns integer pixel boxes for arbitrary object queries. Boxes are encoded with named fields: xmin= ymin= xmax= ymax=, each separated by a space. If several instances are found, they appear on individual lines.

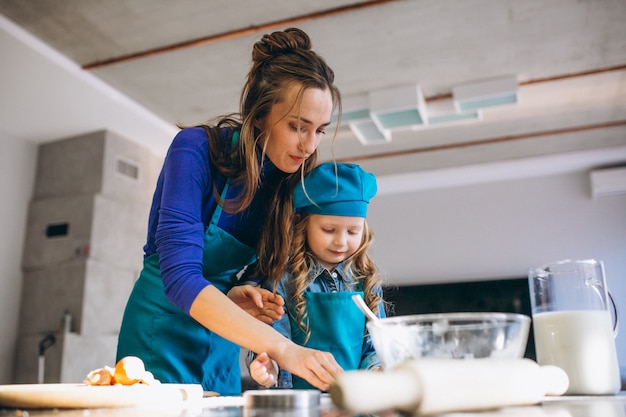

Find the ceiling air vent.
xmin=590 ymin=166 xmax=626 ymax=198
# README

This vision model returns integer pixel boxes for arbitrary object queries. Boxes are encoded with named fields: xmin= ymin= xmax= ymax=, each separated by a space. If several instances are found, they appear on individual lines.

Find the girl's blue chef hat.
xmin=293 ymin=162 xmax=377 ymax=218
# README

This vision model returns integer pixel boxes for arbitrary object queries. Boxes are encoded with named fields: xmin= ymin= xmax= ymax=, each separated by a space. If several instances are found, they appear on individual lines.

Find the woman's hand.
xmin=274 ymin=344 xmax=344 ymax=391
xmin=227 ymin=285 xmax=284 ymax=324
xmin=249 ymin=352 xmax=279 ymax=388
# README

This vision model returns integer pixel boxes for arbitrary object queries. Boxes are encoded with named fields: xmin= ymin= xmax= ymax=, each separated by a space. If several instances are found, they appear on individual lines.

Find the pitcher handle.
xmin=609 ymin=291 xmax=619 ymax=337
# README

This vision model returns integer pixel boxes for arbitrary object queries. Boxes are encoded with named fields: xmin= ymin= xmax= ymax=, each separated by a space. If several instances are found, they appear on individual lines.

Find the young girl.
xmin=249 ymin=162 xmax=386 ymax=389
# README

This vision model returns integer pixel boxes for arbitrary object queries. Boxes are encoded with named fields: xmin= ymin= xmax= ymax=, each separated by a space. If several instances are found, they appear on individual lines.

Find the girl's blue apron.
xmin=288 ymin=290 xmax=366 ymax=389
xmin=116 ymin=154 xmax=256 ymax=395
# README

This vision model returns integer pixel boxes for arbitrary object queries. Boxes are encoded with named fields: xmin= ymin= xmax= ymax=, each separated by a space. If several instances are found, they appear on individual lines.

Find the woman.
xmin=116 ymin=27 xmax=343 ymax=395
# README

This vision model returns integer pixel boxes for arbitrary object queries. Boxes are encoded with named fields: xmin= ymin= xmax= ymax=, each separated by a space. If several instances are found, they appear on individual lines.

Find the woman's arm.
xmin=190 ymin=285 xmax=342 ymax=391
xmin=155 ymin=129 xmax=216 ymax=313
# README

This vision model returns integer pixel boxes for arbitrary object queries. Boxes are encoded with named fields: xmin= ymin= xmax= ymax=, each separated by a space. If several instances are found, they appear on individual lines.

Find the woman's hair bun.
xmin=252 ymin=27 xmax=312 ymax=63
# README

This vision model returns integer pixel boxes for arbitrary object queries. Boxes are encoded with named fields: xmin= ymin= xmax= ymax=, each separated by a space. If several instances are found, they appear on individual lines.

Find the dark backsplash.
xmin=382 ymin=278 xmax=536 ymax=359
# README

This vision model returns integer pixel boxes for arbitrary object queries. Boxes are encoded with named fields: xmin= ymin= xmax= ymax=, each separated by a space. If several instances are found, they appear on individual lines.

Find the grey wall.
xmin=0 ymin=130 xmax=36 ymax=383
xmin=0 ymin=129 xmax=624 ymax=384
xmin=367 ymin=169 xmax=626 ymax=375
xmin=13 ymin=130 xmax=163 ymax=384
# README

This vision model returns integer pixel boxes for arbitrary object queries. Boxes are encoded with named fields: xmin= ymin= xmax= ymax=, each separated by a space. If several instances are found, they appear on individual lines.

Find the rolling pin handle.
xmin=540 ymin=365 xmax=570 ymax=396
xmin=329 ymin=368 xmax=422 ymax=414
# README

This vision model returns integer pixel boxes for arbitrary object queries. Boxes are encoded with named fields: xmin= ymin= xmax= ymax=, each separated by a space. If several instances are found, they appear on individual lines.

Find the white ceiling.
xmin=1 ymin=0 xmax=625 ymax=183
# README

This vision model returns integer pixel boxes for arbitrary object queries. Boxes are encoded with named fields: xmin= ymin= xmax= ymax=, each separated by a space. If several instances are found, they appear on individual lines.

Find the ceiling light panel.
xmin=369 ymin=84 xmax=427 ymax=131
xmin=350 ymin=119 xmax=390 ymax=145
xmin=426 ymin=98 xmax=482 ymax=125
xmin=453 ymin=76 xmax=518 ymax=112
xmin=336 ymin=93 xmax=388 ymax=145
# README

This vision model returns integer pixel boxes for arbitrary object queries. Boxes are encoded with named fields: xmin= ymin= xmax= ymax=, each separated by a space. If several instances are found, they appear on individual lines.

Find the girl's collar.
xmin=308 ymin=257 xmax=348 ymax=278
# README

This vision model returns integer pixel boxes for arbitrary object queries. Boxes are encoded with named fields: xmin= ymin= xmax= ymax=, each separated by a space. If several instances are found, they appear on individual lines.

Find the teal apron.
xmin=288 ymin=291 xmax=366 ymax=389
xmin=117 ymin=162 xmax=256 ymax=395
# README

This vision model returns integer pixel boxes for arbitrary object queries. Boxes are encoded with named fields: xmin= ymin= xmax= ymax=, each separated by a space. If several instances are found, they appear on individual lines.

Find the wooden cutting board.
xmin=0 ymin=383 xmax=204 ymax=409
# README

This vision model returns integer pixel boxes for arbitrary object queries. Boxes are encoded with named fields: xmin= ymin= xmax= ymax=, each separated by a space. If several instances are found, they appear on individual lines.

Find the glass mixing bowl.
xmin=367 ymin=312 xmax=531 ymax=370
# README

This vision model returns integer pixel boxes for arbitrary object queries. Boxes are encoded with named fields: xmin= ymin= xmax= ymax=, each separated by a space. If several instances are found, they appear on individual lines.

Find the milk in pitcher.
xmin=532 ymin=310 xmax=621 ymax=395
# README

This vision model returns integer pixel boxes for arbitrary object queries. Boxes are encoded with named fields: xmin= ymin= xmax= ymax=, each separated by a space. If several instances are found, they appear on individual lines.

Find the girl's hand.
xmin=249 ymin=352 xmax=279 ymax=388
xmin=227 ymin=285 xmax=285 ymax=324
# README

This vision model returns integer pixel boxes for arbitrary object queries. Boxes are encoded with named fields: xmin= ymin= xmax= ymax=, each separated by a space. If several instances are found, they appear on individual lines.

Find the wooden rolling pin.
xmin=329 ymin=358 xmax=569 ymax=415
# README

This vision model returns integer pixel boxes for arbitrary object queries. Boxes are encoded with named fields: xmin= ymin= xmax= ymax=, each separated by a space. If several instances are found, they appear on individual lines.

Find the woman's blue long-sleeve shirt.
xmin=144 ymin=127 xmax=285 ymax=313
